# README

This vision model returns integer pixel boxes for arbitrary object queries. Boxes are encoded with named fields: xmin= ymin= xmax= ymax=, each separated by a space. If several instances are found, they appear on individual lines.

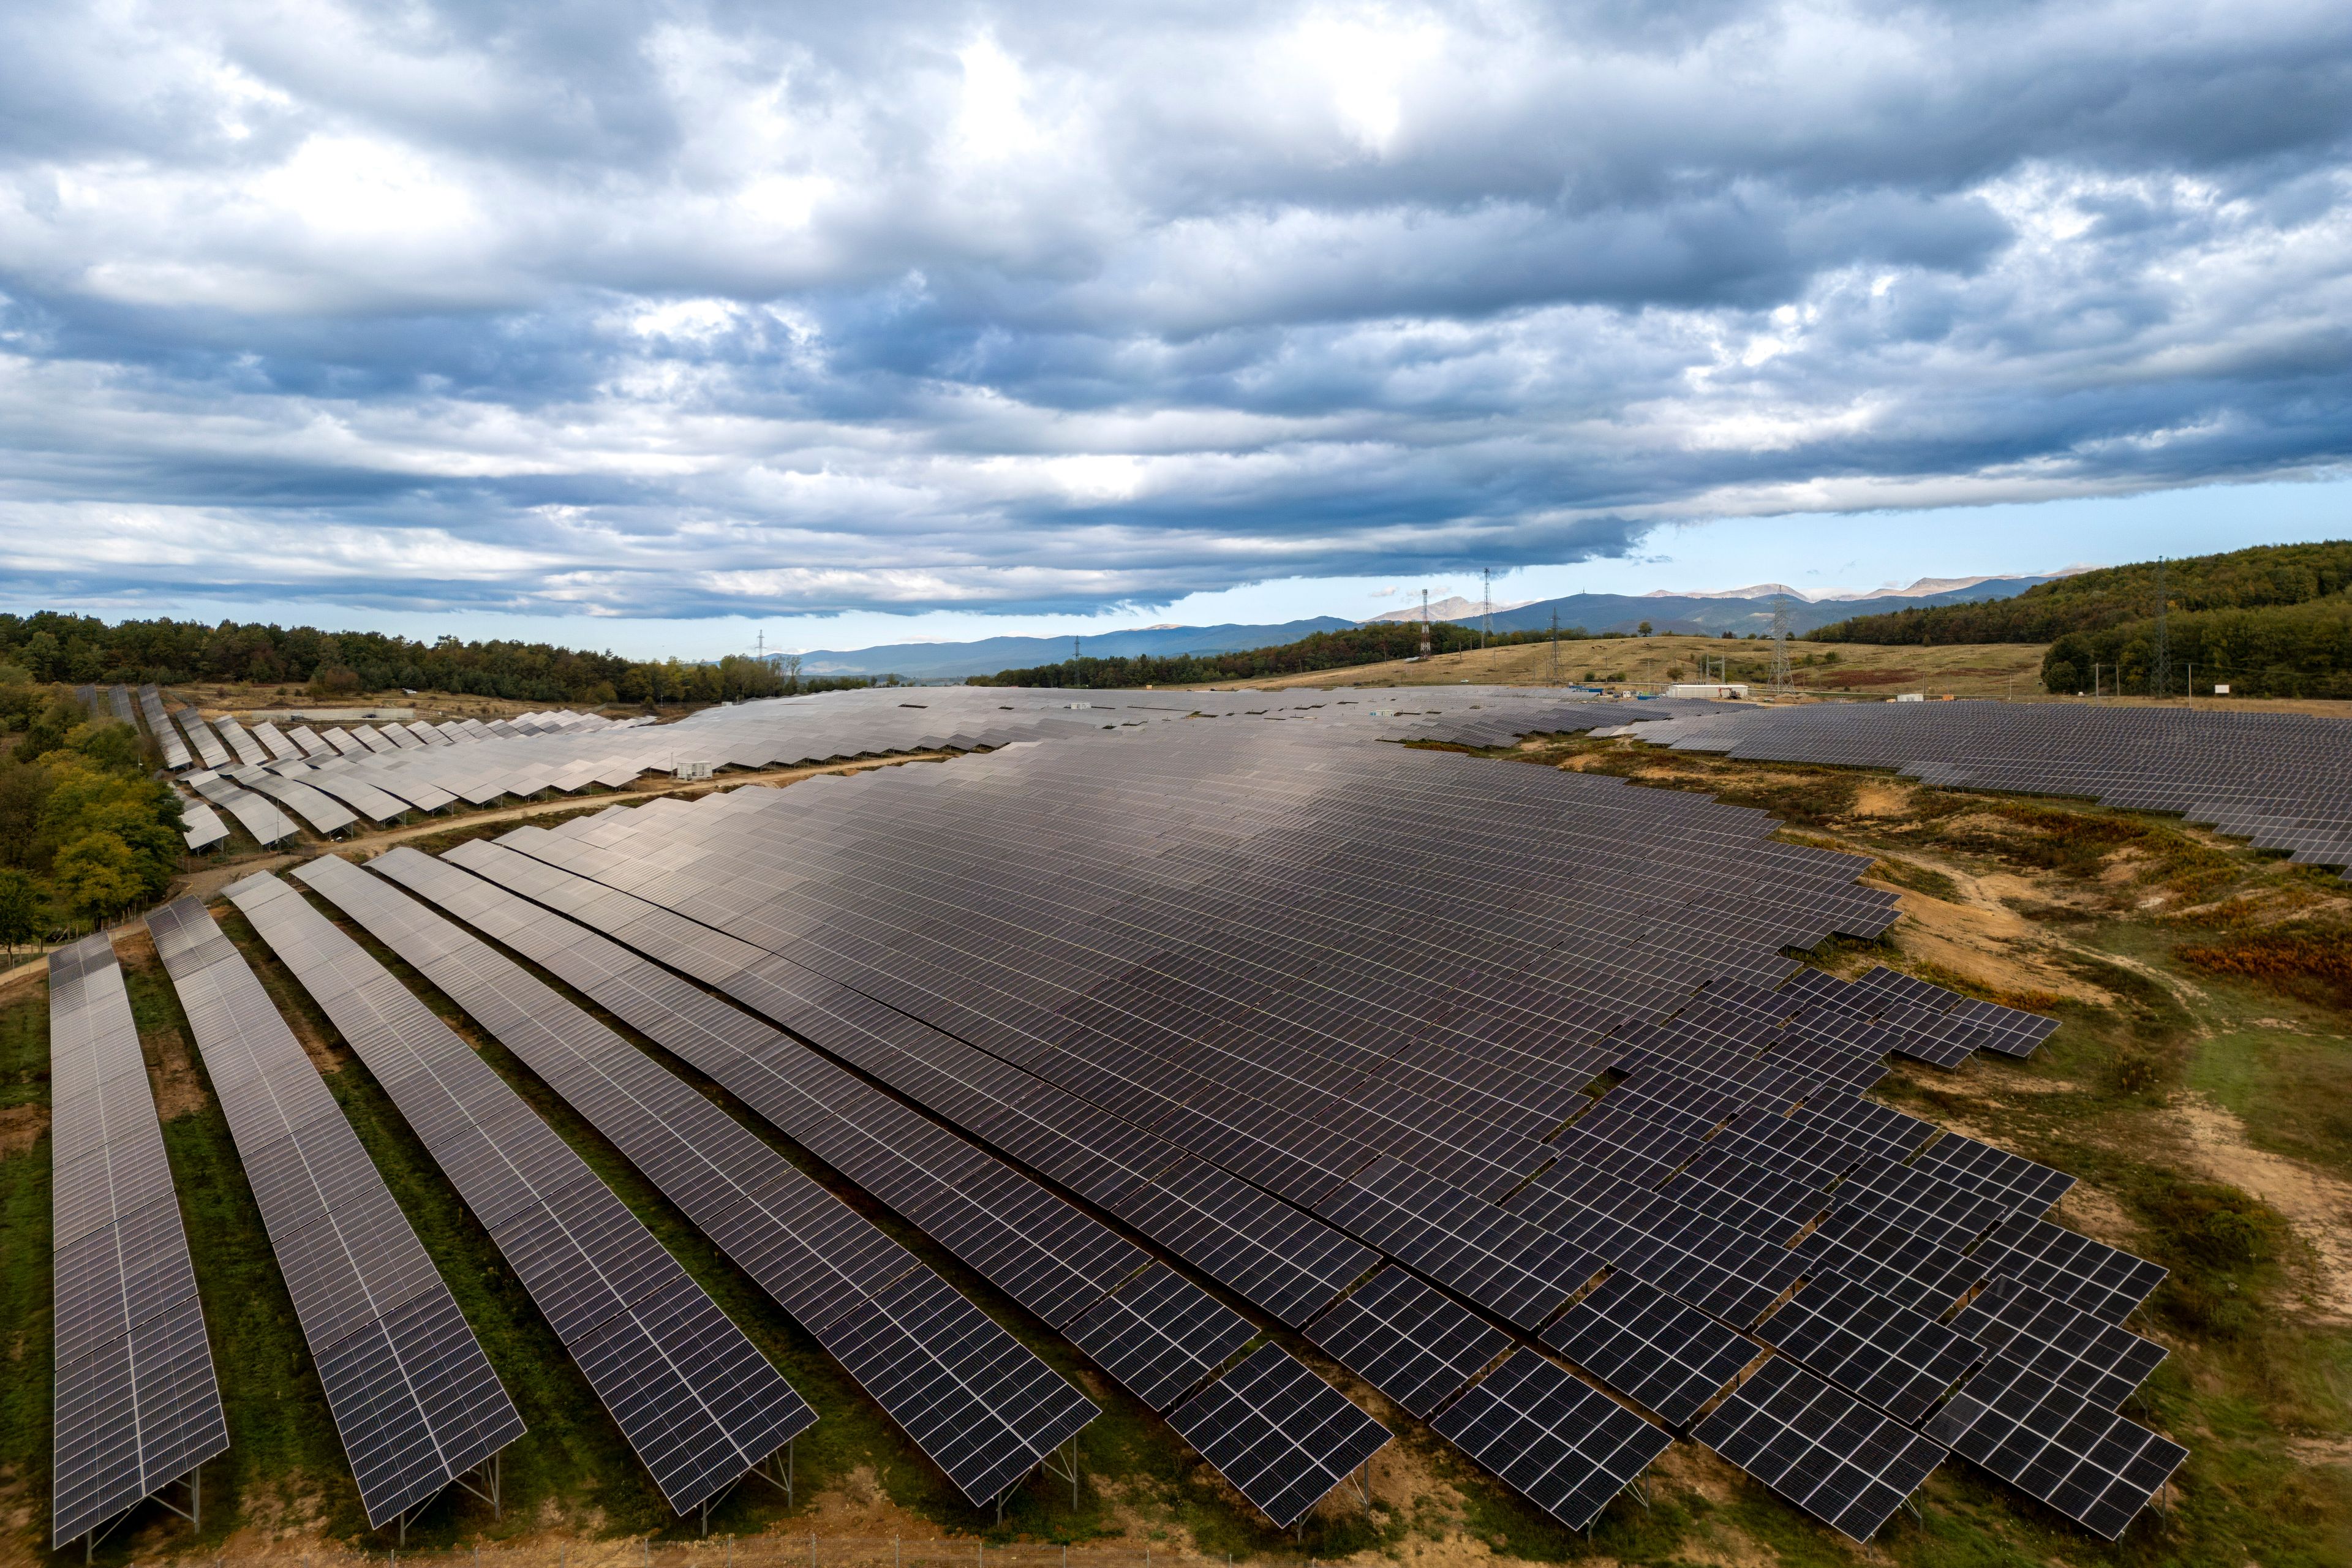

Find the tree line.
xmin=0 ymin=612 xmax=870 ymax=706
xmin=1806 ymin=540 xmax=2352 ymax=646
xmin=968 ymin=620 xmax=1589 ymax=687
xmin=0 ymin=680 xmax=183 ymax=944
xmin=2042 ymin=596 xmax=2352 ymax=698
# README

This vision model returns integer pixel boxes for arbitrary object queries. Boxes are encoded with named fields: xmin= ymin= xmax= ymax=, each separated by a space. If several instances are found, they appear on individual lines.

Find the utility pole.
xmin=1769 ymin=591 xmax=1793 ymax=697
xmin=1481 ymin=568 xmax=1493 ymax=650
xmin=2152 ymin=556 xmax=2168 ymax=699
xmin=1419 ymin=589 xmax=1431 ymax=658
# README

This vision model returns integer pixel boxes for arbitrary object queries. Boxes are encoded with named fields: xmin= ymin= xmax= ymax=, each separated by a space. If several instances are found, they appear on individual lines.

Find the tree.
xmin=1637 ymin=621 xmax=1654 ymax=637
xmin=67 ymin=720 xmax=141 ymax=774
xmin=0 ymin=755 xmax=49 ymax=869
xmin=53 ymin=832 xmax=141 ymax=928
xmin=19 ymin=696 xmax=75 ymax=761
xmin=0 ymin=868 xmax=37 ymax=952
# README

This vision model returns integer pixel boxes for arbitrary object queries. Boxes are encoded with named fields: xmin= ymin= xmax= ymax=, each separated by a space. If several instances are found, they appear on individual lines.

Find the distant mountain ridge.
xmin=794 ymin=569 xmax=2077 ymax=680
xmin=797 ymin=617 xmax=1356 ymax=680
xmin=1452 ymin=575 xmax=2070 ymax=639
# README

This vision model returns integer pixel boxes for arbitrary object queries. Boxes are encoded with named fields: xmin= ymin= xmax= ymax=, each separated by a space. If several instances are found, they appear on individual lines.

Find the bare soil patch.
xmin=2171 ymin=1095 xmax=2352 ymax=1319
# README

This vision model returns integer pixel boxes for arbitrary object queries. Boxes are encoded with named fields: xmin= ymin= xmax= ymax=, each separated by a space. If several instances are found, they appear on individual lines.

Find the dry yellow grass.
xmin=1191 ymin=633 xmax=2052 ymax=696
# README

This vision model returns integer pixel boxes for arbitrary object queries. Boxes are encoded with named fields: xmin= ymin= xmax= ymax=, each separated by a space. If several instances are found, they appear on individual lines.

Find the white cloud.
xmin=0 ymin=0 xmax=2345 ymax=619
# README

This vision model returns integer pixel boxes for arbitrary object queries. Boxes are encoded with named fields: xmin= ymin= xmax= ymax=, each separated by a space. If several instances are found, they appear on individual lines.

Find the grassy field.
xmin=4 ymin=739 xmax=2351 ymax=1567
xmin=1191 ymin=633 xmax=2054 ymax=696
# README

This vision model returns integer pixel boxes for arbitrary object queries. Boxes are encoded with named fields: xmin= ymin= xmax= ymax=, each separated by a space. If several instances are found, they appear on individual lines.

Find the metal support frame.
xmin=701 ymin=1436 xmax=799 ymax=1539
xmin=1344 ymin=1458 xmax=1372 ymax=1518
xmin=78 ymin=1461 xmax=203 ymax=1564
xmin=745 ymin=1437 xmax=797 ymax=1510
xmin=996 ymin=1434 xmax=1081 ymax=1525
xmin=391 ymin=1446 xmax=505 ymax=1545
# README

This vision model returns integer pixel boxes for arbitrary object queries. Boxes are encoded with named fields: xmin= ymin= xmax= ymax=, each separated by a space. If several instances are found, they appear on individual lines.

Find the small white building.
xmin=1667 ymin=682 xmax=1750 ymax=699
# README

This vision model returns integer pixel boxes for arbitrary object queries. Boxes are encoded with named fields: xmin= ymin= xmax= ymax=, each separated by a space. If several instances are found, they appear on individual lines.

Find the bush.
xmin=2177 ymin=919 xmax=2352 ymax=1004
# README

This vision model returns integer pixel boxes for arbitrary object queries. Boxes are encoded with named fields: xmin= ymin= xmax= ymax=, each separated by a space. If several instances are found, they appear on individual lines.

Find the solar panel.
xmin=1430 ymin=1351 xmax=1672 ymax=1532
xmin=302 ymin=851 xmax=1098 ymax=1508
xmin=1792 ymin=1207 xmax=1985 ymax=1317
xmin=1926 ymin=1356 xmax=2187 ymax=1539
xmin=1751 ymin=1272 xmax=1983 ymax=1424
xmin=1167 ymin=1345 xmax=1390 ymax=1529
xmin=1303 ymin=1267 xmax=1511 ymax=1419
xmin=825 ymin=1272 xmax=1099 ymax=1504
xmin=145 ymin=898 xmax=524 ymax=1529
xmin=1066 ymin=1264 xmax=1256 ymax=1412
xmin=1539 ymin=1273 xmax=1759 ymax=1428
xmin=1915 ymin=1133 xmax=2076 ymax=1215
xmin=222 ymin=871 xmax=814 ymax=1517
xmin=1972 ymin=1216 xmax=2168 ymax=1325
xmin=48 ymin=935 xmax=228 ymax=1551
xmin=1950 ymin=1278 xmax=2167 ymax=1412
xmin=1311 ymin=1156 xmax=1602 ymax=1330
xmin=1692 ymin=1358 xmax=1945 ymax=1543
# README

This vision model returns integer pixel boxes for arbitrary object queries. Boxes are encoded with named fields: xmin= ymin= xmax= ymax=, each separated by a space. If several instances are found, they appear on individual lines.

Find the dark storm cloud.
xmin=1 ymin=0 xmax=2350 ymax=617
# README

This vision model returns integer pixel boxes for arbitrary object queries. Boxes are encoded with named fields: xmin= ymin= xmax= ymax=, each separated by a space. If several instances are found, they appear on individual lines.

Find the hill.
xmin=1472 ymin=575 xmax=2062 ymax=638
xmin=1803 ymin=541 xmax=2352 ymax=699
xmin=1809 ymin=540 xmax=2352 ymax=644
xmin=796 ymin=617 xmax=1356 ymax=680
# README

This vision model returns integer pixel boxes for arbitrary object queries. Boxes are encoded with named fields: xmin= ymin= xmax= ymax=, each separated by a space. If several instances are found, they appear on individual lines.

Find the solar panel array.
xmin=368 ymin=842 xmax=1394 ymax=1523
xmin=144 ymin=898 xmax=526 ymax=1528
xmin=417 ymin=709 xmax=2188 ymax=1542
xmin=177 ymin=796 xmax=229 ymax=853
xmin=296 ymin=853 xmax=1096 ymax=1508
xmin=48 ymin=935 xmax=228 ymax=1550
xmin=1608 ymin=699 xmax=2352 ymax=879
xmin=184 ymin=769 xmax=299 ymax=846
xmin=222 ymin=871 xmax=816 ymax=1517
xmin=174 ymin=708 xmax=233 ymax=771
xmin=138 ymin=686 xmax=192 ymax=771
xmin=65 ymin=684 xmax=2212 ymax=1542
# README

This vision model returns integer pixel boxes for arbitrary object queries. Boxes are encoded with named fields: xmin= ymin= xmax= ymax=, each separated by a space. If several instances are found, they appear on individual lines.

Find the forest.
xmin=0 ymin=679 xmax=182 ymax=944
xmin=2040 ymin=595 xmax=2352 ymax=697
xmin=0 ymin=613 xmax=831 ymax=706
xmin=1807 ymin=540 xmax=2352 ymax=646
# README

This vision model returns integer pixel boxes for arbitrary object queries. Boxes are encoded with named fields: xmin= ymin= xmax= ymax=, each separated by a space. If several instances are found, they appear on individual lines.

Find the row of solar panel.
xmin=432 ymin=827 xmax=1938 ymax=1542
xmin=1610 ymin=701 xmax=2352 ymax=880
xmin=458 ymin=733 xmax=2182 ymax=1542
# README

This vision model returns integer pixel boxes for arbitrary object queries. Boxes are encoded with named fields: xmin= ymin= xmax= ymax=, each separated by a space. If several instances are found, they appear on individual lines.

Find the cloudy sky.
xmin=3 ymin=0 xmax=2349 ymax=657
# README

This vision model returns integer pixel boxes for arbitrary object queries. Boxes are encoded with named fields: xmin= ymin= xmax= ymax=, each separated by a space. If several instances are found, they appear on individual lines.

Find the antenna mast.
xmin=1550 ymin=609 xmax=1560 ymax=685
xmin=1419 ymin=589 xmax=1431 ymax=658
xmin=1481 ymin=567 xmax=1492 ymax=650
